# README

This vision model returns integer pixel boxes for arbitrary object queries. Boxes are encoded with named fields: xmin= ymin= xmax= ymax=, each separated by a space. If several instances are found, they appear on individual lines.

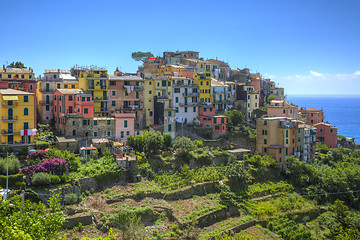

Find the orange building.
xmin=198 ymin=106 xmax=227 ymax=135
xmin=313 ymin=122 xmax=337 ymax=148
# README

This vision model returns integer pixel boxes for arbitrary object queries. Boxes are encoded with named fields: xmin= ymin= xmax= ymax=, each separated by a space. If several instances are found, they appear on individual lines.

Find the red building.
xmin=198 ymin=106 xmax=227 ymax=134
xmin=300 ymin=108 xmax=324 ymax=125
xmin=313 ymin=122 xmax=337 ymax=148
xmin=53 ymin=89 xmax=94 ymax=130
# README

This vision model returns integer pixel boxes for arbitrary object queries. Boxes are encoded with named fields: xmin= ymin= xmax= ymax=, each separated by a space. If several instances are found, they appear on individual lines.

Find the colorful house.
xmin=256 ymin=117 xmax=299 ymax=169
xmin=37 ymin=70 xmax=78 ymax=123
xmin=211 ymin=78 xmax=229 ymax=113
xmin=108 ymin=74 xmax=145 ymax=129
xmin=267 ymin=100 xmax=298 ymax=119
xmin=0 ymin=66 xmax=36 ymax=94
xmin=113 ymin=112 xmax=136 ymax=140
xmin=198 ymin=106 xmax=227 ymax=136
xmin=194 ymin=72 xmax=212 ymax=105
xmin=73 ymin=66 xmax=109 ymax=117
xmin=301 ymin=108 xmax=324 ymax=125
xmin=0 ymin=89 xmax=36 ymax=146
xmin=313 ymin=122 xmax=337 ymax=148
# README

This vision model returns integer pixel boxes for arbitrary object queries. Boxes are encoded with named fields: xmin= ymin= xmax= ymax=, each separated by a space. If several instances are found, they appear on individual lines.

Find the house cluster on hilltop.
xmin=0 ymin=50 xmax=342 ymax=165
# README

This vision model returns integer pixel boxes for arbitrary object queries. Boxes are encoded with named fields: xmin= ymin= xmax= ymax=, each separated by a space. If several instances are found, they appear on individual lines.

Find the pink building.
xmin=313 ymin=122 xmax=337 ymax=148
xmin=53 ymin=89 xmax=94 ymax=129
xmin=108 ymin=75 xmax=145 ymax=129
xmin=267 ymin=100 xmax=298 ymax=119
xmin=301 ymin=108 xmax=324 ymax=125
xmin=199 ymin=106 xmax=227 ymax=134
xmin=113 ymin=112 xmax=140 ymax=140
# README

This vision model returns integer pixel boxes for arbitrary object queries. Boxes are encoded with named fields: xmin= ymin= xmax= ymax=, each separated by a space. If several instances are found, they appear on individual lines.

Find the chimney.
xmin=58 ymin=69 xmax=60 ymax=73
xmin=3 ymin=65 xmax=5 ymax=70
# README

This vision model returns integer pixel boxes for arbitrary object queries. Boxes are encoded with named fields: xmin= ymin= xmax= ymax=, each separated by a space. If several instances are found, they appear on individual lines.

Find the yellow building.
xmin=256 ymin=117 xmax=298 ymax=169
xmin=144 ymin=77 xmax=176 ymax=138
xmin=158 ymin=64 xmax=187 ymax=77
xmin=74 ymin=67 xmax=109 ymax=117
xmin=37 ymin=70 xmax=78 ymax=123
xmin=0 ymin=89 xmax=35 ymax=145
xmin=194 ymin=72 xmax=213 ymax=104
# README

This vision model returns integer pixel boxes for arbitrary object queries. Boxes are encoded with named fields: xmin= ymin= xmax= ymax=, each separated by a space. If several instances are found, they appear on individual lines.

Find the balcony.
xmin=134 ymin=85 xmax=144 ymax=90
xmin=94 ymin=107 xmax=108 ymax=113
xmin=183 ymin=92 xmax=199 ymax=97
xmin=93 ymin=96 xmax=108 ymax=101
xmin=213 ymin=99 xmax=230 ymax=104
xmin=40 ymin=88 xmax=55 ymax=93
xmin=88 ymin=85 xmax=107 ymax=90
xmin=179 ymin=102 xmax=198 ymax=107
xmin=158 ymin=95 xmax=169 ymax=100
xmin=2 ymin=102 xmax=18 ymax=107
xmin=62 ymin=113 xmax=81 ymax=118
xmin=2 ymin=116 xmax=18 ymax=121
xmin=40 ymin=101 xmax=54 ymax=105
xmin=1 ymin=129 xmax=21 ymax=135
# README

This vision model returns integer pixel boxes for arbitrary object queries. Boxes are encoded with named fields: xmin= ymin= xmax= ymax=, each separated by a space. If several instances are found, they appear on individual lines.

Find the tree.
xmin=7 ymin=61 xmax=25 ymax=68
xmin=144 ymin=130 xmax=164 ymax=157
xmin=0 ymin=192 xmax=65 ymax=239
xmin=163 ymin=134 xmax=173 ymax=150
xmin=131 ymin=51 xmax=154 ymax=62
xmin=226 ymin=160 xmax=253 ymax=186
xmin=174 ymin=137 xmax=196 ymax=155
xmin=225 ymin=110 xmax=244 ymax=127
xmin=266 ymin=95 xmax=275 ymax=104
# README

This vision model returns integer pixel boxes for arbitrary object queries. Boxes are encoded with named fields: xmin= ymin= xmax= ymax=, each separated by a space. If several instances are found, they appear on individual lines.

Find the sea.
xmin=286 ymin=95 xmax=360 ymax=144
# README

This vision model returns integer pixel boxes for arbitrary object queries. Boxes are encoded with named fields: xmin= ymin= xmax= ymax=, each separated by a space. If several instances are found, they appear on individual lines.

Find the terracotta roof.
xmin=0 ymin=89 xmax=33 ymax=95
xmin=83 ymin=146 xmax=97 ymax=150
xmin=149 ymin=124 xmax=162 ymax=130
xmin=313 ymin=122 xmax=336 ymax=128
xmin=306 ymin=108 xmax=321 ymax=111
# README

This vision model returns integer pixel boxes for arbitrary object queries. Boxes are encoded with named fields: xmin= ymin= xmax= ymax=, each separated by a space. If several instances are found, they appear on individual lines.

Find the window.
xmin=206 ymin=81 xmax=209 ymax=85
xmin=94 ymin=120 xmax=98 ymax=126
xmin=94 ymin=131 xmax=98 ymax=137
xmin=53 ymin=74 xmax=57 ymax=79
xmin=264 ymin=147 xmax=267 ymax=153
xmin=124 ymin=120 xmax=128 ymax=128
xmin=150 ymin=111 xmax=153 ymax=116
xmin=107 ymin=131 xmax=111 ymax=137
xmin=286 ymin=148 xmax=288 ymax=155
xmin=168 ymin=111 xmax=171 ymax=117
xmin=175 ymin=97 xmax=178 ymax=103
xmin=286 ymin=130 xmax=288 ymax=137
xmin=174 ymin=88 xmax=180 ymax=93
xmin=168 ymin=124 xmax=172 ymax=132
xmin=82 ymin=97 xmax=85 ymax=101
xmin=59 ymin=106 xmax=61 ymax=112
xmin=23 ymin=122 xmax=29 ymax=130
xmin=112 ymin=91 xmax=116 ymax=96
xmin=23 ymin=108 xmax=29 ymax=116
xmin=69 ymin=95 xmax=73 ymax=101
xmin=255 ymin=95 xmax=258 ymax=99
xmin=215 ymin=126 xmax=220 ymax=130
xmin=8 ymin=74 xmax=11 ymax=78
xmin=175 ymin=107 xmax=179 ymax=113
xmin=72 ymin=121 xmax=75 ymax=126
xmin=320 ymin=128 xmax=323 ymax=132
xmin=201 ymin=81 xmax=203 ymax=86
xmin=126 ymin=131 xmax=130 ymax=136
xmin=204 ymin=108 xmax=207 ymax=112
xmin=121 ymin=131 xmax=124 ymax=138
xmin=213 ymin=118 xmax=217 ymax=124
xmin=110 ymin=81 xmax=116 ymax=86
xmin=54 ymin=95 xmax=56 ymax=100
xmin=149 ymin=81 xmax=152 ymax=85
xmin=64 ymin=84 xmax=68 ymax=88
xmin=136 ymin=91 xmax=139 ymax=99
xmin=149 ymin=91 xmax=152 ymax=94
xmin=84 ymin=108 xmax=88 ymax=114
xmin=125 ymin=91 xmax=128 ymax=96
xmin=264 ymin=139 xmax=267 ymax=144
xmin=87 ymin=97 xmax=90 ymax=101
xmin=210 ymin=108 xmax=213 ymax=112
xmin=72 ymin=85 xmax=75 ymax=88
xmin=29 ymin=85 xmax=33 ymax=90
xmin=23 ymin=95 xmax=29 ymax=102
xmin=168 ymin=81 xmax=171 ymax=86
xmin=248 ymin=95 xmax=250 ymax=99
xmin=46 ymin=105 xmax=49 ymax=111
xmin=57 ymin=83 xmax=60 ymax=88
xmin=136 ymin=131 xmax=140 ymax=136
xmin=330 ymin=128 xmax=333 ymax=133
xmin=185 ymin=107 xmax=187 ymax=113
xmin=193 ymin=107 xmax=196 ymax=112
xmin=112 ymin=101 xmax=116 ymax=106
xmin=221 ymin=118 xmax=224 ymax=124
xmin=162 ymin=80 xmax=166 ymax=86
xmin=286 ymin=139 xmax=289 ymax=144
xmin=107 ymin=120 xmax=111 ymax=125
xmin=279 ymin=148 xmax=282 ymax=153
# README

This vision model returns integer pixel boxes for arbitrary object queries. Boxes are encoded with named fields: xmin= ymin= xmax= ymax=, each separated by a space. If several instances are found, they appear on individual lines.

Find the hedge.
xmin=0 ymin=174 xmax=24 ymax=188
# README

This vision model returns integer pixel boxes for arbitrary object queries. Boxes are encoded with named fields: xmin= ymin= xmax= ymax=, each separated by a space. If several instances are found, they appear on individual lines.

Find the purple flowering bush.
xmin=26 ymin=150 xmax=48 ymax=166
xmin=22 ymin=158 xmax=68 ymax=177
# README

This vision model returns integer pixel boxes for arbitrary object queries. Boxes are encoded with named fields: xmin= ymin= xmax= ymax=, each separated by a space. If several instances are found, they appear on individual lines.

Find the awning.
xmin=3 ymin=96 xmax=19 ymax=101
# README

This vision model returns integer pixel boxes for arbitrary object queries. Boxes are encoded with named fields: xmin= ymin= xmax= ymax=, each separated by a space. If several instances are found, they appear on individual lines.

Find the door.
xmin=7 ymin=123 xmax=13 ymax=133
xmin=8 ymin=108 xmax=13 ymax=120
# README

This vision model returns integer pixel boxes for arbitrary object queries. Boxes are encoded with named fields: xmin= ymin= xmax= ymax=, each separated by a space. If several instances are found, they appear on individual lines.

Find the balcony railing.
xmin=94 ymin=107 xmax=108 ymax=113
xmin=2 ymin=102 xmax=18 ymax=107
xmin=134 ymin=85 xmax=144 ymax=90
xmin=158 ymin=96 xmax=169 ymax=100
xmin=1 ymin=129 xmax=21 ymax=135
xmin=93 ymin=96 xmax=108 ymax=101
xmin=88 ymin=85 xmax=106 ymax=90
xmin=40 ymin=101 xmax=54 ymax=105
xmin=40 ymin=88 xmax=55 ymax=93
xmin=179 ymin=102 xmax=198 ymax=107
xmin=2 ymin=116 xmax=18 ymax=121
xmin=183 ymin=92 xmax=199 ymax=97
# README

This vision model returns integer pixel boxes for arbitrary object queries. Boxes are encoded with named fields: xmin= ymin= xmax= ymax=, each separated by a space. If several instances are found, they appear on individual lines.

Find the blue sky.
xmin=1 ymin=0 xmax=359 ymax=95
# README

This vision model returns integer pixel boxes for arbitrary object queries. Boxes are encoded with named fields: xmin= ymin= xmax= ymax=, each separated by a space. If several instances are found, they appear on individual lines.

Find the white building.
xmin=297 ymin=122 xmax=317 ymax=162
xmin=172 ymin=77 xmax=199 ymax=124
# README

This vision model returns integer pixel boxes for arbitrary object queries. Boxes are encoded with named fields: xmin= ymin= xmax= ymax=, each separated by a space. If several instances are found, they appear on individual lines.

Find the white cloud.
xmin=270 ymin=70 xmax=360 ymax=95
xmin=310 ymin=70 xmax=324 ymax=77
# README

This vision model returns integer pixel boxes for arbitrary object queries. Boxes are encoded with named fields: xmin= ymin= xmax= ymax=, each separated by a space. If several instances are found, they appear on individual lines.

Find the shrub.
xmin=0 ymin=174 xmax=24 ymax=188
xmin=26 ymin=150 xmax=47 ymax=166
xmin=64 ymin=193 xmax=78 ymax=205
xmin=22 ymin=158 xmax=68 ymax=177
xmin=49 ymin=174 xmax=61 ymax=185
xmin=31 ymin=172 xmax=51 ymax=186
xmin=0 ymin=154 xmax=21 ymax=175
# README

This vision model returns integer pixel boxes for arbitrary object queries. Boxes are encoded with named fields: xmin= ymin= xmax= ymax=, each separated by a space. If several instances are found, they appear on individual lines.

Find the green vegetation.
xmin=131 ymin=51 xmax=154 ymax=62
xmin=7 ymin=61 xmax=26 ymax=68
xmin=0 ymin=153 xmax=21 ymax=175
